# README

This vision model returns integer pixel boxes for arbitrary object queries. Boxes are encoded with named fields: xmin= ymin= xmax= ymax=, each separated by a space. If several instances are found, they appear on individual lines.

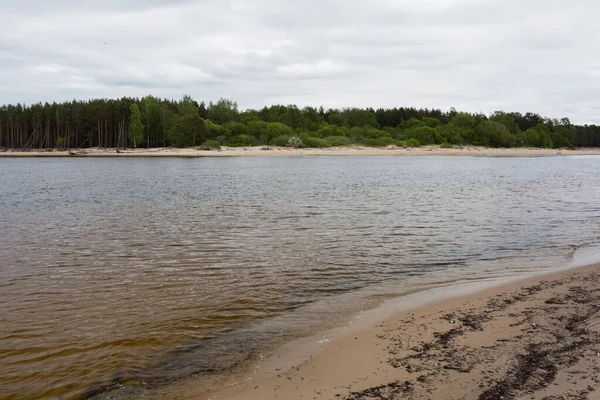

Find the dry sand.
xmin=159 ymin=264 xmax=600 ymax=400
xmin=2 ymin=146 xmax=600 ymax=158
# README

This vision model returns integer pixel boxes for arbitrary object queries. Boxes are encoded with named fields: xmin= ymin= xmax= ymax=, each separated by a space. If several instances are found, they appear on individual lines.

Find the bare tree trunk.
xmin=11 ymin=119 xmax=15 ymax=148
xmin=46 ymin=118 xmax=50 ymax=148
xmin=24 ymin=123 xmax=39 ymax=149
xmin=119 ymin=119 xmax=125 ymax=149
xmin=41 ymin=121 xmax=48 ymax=149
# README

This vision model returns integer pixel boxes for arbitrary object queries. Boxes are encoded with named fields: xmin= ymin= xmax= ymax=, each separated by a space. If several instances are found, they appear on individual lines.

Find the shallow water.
xmin=1 ymin=156 xmax=600 ymax=399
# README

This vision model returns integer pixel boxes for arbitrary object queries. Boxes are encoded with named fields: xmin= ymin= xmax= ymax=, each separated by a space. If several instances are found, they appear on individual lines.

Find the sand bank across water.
xmin=2 ymin=146 xmax=600 ymax=157
xmin=159 ymin=263 xmax=600 ymax=400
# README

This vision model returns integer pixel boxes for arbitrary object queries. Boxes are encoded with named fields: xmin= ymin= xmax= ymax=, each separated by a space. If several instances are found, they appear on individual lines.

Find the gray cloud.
xmin=1 ymin=0 xmax=599 ymax=123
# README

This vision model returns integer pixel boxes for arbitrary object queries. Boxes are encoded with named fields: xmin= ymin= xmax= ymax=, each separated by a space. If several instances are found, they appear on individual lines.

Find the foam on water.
xmin=571 ymin=243 xmax=600 ymax=267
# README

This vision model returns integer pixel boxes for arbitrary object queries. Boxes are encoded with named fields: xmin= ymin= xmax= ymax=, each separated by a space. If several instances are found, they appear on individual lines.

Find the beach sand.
xmin=2 ymin=146 xmax=600 ymax=158
xmin=159 ymin=264 xmax=600 ymax=400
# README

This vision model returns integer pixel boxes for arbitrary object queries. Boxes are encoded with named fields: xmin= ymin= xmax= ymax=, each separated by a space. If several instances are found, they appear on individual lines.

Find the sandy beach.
xmin=159 ymin=264 xmax=600 ymax=400
xmin=2 ymin=146 xmax=600 ymax=158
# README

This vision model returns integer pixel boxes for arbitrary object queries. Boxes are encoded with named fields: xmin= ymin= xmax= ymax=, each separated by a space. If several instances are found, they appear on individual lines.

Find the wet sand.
xmin=2 ymin=146 xmax=600 ymax=157
xmin=160 ymin=264 xmax=600 ymax=400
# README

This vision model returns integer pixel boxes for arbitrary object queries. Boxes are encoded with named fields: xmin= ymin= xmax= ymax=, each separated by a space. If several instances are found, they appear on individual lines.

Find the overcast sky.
xmin=1 ymin=0 xmax=598 ymax=123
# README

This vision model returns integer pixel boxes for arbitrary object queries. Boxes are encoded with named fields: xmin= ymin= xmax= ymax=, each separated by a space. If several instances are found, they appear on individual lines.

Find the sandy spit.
xmin=2 ymin=146 xmax=600 ymax=158
xmin=159 ymin=264 xmax=600 ymax=400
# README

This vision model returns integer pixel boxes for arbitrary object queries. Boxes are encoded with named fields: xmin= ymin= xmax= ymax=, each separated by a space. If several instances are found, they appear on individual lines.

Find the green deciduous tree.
xmin=246 ymin=120 xmax=268 ymax=141
xmin=405 ymin=126 xmax=437 ymax=145
xmin=225 ymin=121 xmax=248 ymax=137
xmin=328 ymin=113 xmax=345 ymax=127
xmin=128 ymin=104 xmax=144 ymax=148
xmin=168 ymin=114 xmax=205 ymax=147
xmin=450 ymin=113 xmax=476 ymax=129
xmin=490 ymin=111 xmax=519 ymax=135
xmin=477 ymin=120 xmax=516 ymax=148
xmin=208 ymin=98 xmax=239 ymax=125
xmin=167 ymin=95 xmax=205 ymax=147
xmin=141 ymin=95 xmax=163 ymax=148
xmin=265 ymin=122 xmax=294 ymax=144
xmin=552 ymin=118 xmax=576 ymax=148
xmin=343 ymin=108 xmax=380 ymax=128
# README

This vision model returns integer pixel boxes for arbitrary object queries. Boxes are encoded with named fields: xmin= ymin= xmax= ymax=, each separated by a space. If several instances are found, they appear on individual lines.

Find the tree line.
xmin=1 ymin=95 xmax=599 ymax=150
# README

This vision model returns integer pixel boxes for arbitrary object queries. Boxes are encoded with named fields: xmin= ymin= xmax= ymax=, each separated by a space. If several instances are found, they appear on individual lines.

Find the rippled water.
xmin=1 ymin=156 xmax=600 ymax=399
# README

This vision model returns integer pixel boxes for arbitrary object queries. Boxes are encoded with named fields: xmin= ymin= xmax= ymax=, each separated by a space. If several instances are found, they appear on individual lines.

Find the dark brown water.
xmin=1 ymin=156 xmax=600 ymax=399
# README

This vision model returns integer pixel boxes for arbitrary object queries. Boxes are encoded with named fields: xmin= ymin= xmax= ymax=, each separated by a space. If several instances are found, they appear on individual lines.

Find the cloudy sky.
xmin=1 ymin=0 xmax=599 ymax=122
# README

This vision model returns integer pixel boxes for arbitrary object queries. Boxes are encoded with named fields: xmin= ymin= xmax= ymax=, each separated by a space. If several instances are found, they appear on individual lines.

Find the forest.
xmin=1 ymin=95 xmax=599 ymax=150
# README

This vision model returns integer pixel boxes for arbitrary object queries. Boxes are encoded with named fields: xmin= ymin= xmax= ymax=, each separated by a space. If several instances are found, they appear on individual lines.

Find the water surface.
xmin=1 ymin=156 xmax=600 ymax=399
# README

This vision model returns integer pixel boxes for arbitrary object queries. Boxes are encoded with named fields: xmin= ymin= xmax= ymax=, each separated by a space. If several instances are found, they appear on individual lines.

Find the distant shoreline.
xmin=2 ymin=145 xmax=600 ymax=158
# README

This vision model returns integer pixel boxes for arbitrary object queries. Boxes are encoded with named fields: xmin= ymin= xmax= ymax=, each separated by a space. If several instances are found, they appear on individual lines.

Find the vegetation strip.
xmin=1 ymin=97 xmax=598 ymax=150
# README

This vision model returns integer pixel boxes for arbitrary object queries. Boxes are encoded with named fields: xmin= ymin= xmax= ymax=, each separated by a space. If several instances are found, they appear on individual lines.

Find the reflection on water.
xmin=1 ymin=156 xmax=600 ymax=399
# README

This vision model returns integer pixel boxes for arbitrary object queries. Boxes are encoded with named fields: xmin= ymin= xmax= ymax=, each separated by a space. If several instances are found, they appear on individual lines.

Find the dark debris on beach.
xmin=343 ymin=269 xmax=600 ymax=400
